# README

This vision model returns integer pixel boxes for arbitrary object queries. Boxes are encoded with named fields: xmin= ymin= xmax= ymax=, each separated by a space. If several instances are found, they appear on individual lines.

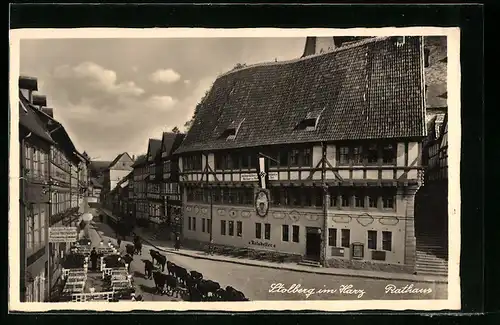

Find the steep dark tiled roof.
xmin=161 ymin=132 xmax=185 ymax=157
xmin=148 ymin=139 xmax=162 ymax=158
xmin=176 ymin=36 xmax=426 ymax=154
xmin=131 ymin=154 xmax=147 ymax=168
xmin=19 ymin=93 xmax=55 ymax=144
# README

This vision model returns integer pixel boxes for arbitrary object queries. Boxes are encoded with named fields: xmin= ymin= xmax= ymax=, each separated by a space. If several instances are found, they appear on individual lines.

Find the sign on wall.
xmin=49 ymin=227 xmax=78 ymax=243
xmin=241 ymin=172 xmax=278 ymax=182
xmin=255 ymin=188 xmax=270 ymax=218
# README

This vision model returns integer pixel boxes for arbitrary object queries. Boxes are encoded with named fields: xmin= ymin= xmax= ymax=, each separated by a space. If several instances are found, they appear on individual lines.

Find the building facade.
xmin=132 ymin=155 xmax=148 ymax=226
xmin=19 ymin=76 xmax=89 ymax=302
xmin=175 ymin=36 xmax=428 ymax=273
xmin=146 ymin=139 xmax=163 ymax=228
xmin=101 ymin=153 xmax=134 ymax=209
xmin=160 ymin=132 xmax=185 ymax=235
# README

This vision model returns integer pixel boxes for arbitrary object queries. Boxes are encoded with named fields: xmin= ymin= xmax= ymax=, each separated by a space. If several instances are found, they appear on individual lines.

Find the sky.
xmin=20 ymin=37 xmax=305 ymax=161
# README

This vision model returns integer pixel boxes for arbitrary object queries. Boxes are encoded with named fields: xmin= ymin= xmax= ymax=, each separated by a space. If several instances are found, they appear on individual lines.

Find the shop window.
xmin=289 ymin=188 xmax=301 ymax=206
xmin=208 ymin=220 xmax=212 ymax=234
xmin=329 ymin=189 xmax=338 ymax=207
xmin=241 ymin=154 xmax=250 ymax=169
xmin=292 ymin=225 xmax=300 ymax=243
xmin=221 ymin=220 xmax=226 ymax=236
xmin=264 ymin=223 xmax=271 ymax=240
xmin=314 ymin=187 xmax=323 ymax=207
xmin=368 ymin=230 xmax=377 ymax=250
xmin=382 ymin=231 xmax=392 ymax=251
xmin=202 ymin=218 xmax=206 ymax=233
xmin=367 ymin=191 xmax=378 ymax=208
xmin=236 ymin=221 xmax=242 ymax=237
xmin=341 ymin=229 xmax=350 ymax=248
xmin=338 ymin=146 xmax=349 ymax=165
xmin=328 ymin=228 xmax=337 ymax=247
xmin=255 ymin=223 xmax=262 ymax=239
xmin=192 ymin=217 xmax=196 ymax=231
xmin=282 ymin=225 xmax=289 ymax=242
xmin=270 ymin=187 xmax=281 ymax=206
xmin=228 ymin=221 xmax=235 ymax=236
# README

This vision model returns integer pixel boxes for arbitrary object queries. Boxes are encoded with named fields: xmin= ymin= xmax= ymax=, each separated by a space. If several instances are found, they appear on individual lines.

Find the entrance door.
xmin=305 ymin=227 xmax=321 ymax=261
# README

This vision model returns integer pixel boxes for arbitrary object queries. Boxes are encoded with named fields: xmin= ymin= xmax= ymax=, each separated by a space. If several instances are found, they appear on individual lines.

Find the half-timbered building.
xmin=159 ymin=132 xmax=185 ymax=235
xmin=145 ymin=138 xmax=163 ymax=228
xmin=19 ymin=76 xmax=90 ymax=301
xmin=175 ymin=36 xmax=428 ymax=273
xmin=132 ymin=154 xmax=148 ymax=226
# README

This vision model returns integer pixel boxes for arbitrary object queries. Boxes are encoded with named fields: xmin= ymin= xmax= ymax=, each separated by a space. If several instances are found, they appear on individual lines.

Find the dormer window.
xmin=295 ymin=109 xmax=323 ymax=131
xmin=219 ymin=118 xmax=245 ymax=140
xmin=395 ymin=36 xmax=406 ymax=47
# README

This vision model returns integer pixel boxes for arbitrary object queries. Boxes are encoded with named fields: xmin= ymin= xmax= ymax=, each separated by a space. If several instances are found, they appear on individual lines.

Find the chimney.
xmin=32 ymin=94 xmax=47 ymax=108
xmin=132 ymin=155 xmax=136 ymax=161
xmin=19 ymin=76 xmax=38 ymax=103
xmin=302 ymin=37 xmax=336 ymax=57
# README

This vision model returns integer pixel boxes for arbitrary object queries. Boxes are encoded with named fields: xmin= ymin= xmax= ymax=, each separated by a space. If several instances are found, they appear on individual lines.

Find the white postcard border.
xmin=8 ymin=27 xmax=461 ymax=312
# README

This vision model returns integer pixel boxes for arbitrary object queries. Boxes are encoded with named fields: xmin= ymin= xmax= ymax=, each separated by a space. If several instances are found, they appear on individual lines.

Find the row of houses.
xmin=18 ymin=76 xmax=91 ymax=302
xmin=105 ymin=36 xmax=449 ymax=275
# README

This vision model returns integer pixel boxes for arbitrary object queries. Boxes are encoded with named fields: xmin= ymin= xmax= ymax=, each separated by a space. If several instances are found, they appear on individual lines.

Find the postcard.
xmin=8 ymin=26 xmax=461 ymax=312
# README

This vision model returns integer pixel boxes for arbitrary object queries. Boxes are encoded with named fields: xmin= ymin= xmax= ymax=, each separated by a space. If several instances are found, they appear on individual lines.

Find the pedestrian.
xmin=90 ymin=247 xmax=98 ymax=271
xmin=209 ymin=239 xmax=214 ymax=255
xmin=174 ymin=235 xmax=180 ymax=251
xmin=117 ymin=236 xmax=122 ymax=248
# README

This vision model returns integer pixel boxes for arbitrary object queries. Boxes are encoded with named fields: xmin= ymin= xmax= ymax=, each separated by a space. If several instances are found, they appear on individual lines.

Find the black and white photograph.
xmin=8 ymin=27 xmax=460 ymax=312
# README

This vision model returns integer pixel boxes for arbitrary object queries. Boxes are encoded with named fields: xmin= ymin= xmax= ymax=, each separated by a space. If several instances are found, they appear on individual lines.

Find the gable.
xmin=110 ymin=153 xmax=134 ymax=170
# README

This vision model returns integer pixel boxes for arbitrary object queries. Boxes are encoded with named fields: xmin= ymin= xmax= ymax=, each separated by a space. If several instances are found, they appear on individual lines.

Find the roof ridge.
xmin=218 ymin=36 xmax=391 ymax=79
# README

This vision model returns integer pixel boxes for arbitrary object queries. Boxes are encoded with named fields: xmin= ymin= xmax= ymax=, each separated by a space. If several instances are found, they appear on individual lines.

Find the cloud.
xmin=150 ymin=68 xmax=181 ymax=84
xmin=184 ymin=80 xmax=191 ymax=85
xmin=53 ymin=62 xmax=145 ymax=97
xmin=145 ymin=95 xmax=178 ymax=110
xmin=132 ymin=66 xmax=139 ymax=72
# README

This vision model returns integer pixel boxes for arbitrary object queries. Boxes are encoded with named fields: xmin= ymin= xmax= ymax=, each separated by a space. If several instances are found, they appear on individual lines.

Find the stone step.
xmin=298 ymin=260 xmax=322 ymax=268
xmin=416 ymin=269 xmax=448 ymax=277
xmin=416 ymin=262 xmax=448 ymax=270
xmin=416 ymin=260 xmax=448 ymax=267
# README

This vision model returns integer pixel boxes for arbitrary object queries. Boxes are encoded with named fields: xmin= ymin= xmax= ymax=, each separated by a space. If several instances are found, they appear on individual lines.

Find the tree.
xmin=172 ymin=126 xmax=180 ymax=134
xmin=183 ymin=89 xmax=210 ymax=131
xmin=231 ymin=62 xmax=247 ymax=71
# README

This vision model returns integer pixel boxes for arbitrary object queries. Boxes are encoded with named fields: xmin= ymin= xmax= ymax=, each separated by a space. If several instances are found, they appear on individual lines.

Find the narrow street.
xmin=89 ymin=221 xmax=181 ymax=302
xmin=93 ymin=220 xmax=447 ymax=301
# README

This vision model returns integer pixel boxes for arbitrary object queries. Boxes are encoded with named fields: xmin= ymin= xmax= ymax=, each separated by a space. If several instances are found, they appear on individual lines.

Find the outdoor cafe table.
xmin=66 ymin=276 xmax=86 ymax=284
xmin=63 ymin=282 xmax=85 ymax=294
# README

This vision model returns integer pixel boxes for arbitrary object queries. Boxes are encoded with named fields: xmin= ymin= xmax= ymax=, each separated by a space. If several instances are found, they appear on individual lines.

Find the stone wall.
xmin=326 ymin=257 xmax=414 ymax=274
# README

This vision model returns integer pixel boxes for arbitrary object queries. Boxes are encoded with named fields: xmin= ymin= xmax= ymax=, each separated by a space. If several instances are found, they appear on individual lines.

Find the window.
xmin=215 ymin=152 xmax=227 ymax=170
xmin=314 ymin=187 xmax=323 ymax=207
xmin=25 ymin=208 xmax=34 ymax=256
xmin=279 ymin=151 xmax=289 ymax=167
xmin=192 ymin=217 xmax=196 ymax=231
xmin=241 ymin=154 xmax=250 ymax=169
xmin=382 ymin=144 xmax=396 ymax=164
xmin=367 ymin=191 xmax=378 ymax=208
xmin=230 ymin=153 xmax=241 ymax=169
xmin=368 ymin=230 xmax=377 ymax=250
xmin=271 ymin=187 xmax=281 ymax=206
xmin=329 ymin=189 xmax=338 ymax=207
xmin=292 ymin=225 xmax=300 ymax=243
xmin=339 ymin=146 xmax=349 ymax=165
xmin=202 ymin=218 xmax=206 ymax=233
xmin=264 ymin=223 xmax=271 ymax=240
xmin=341 ymin=193 xmax=350 ymax=207
xmin=382 ymin=231 xmax=392 ymax=251
xmin=236 ymin=221 xmax=242 ymax=237
xmin=255 ymin=223 xmax=262 ymax=239
xmin=289 ymin=188 xmax=301 ymax=206
xmin=304 ymin=189 xmax=312 ymax=206
xmin=352 ymin=146 xmax=363 ymax=165
xmin=228 ymin=221 xmax=234 ymax=236
xmin=33 ymin=205 xmax=41 ymax=251
xmin=382 ymin=193 xmax=394 ymax=209
xmin=366 ymin=144 xmax=379 ymax=164
xmin=328 ymin=228 xmax=337 ymax=247
xmin=341 ymin=229 xmax=350 ymax=248
xmin=290 ymin=149 xmax=300 ymax=166
xmin=282 ymin=225 xmax=289 ymax=242
xmin=208 ymin=220 xmax=212 ymax=234
xmin=354 ymin=192 xmax=365 ymax=208
xmin=303 ymin=148 xmax=312 ymax=166
xmin=220 ymin=220 xmax=226 ymax=235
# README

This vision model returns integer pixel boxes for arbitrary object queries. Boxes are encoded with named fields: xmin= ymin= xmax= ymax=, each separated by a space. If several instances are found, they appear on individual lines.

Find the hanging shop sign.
xmin=49 ymin=227 xmax=78 ymax=243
